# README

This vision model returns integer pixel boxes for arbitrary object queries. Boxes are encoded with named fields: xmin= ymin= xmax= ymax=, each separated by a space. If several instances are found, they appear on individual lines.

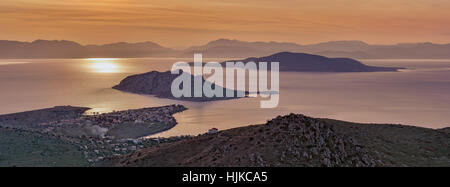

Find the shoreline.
xmin=0 ymin=105 xmax=187 ymax=138
xmin=0 ymin=105 xmax=188 ymax=166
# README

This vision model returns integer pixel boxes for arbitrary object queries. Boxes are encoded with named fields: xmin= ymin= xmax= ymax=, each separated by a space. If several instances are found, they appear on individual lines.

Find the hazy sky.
xmin=1 ymin=0 xmax=450 ymax=47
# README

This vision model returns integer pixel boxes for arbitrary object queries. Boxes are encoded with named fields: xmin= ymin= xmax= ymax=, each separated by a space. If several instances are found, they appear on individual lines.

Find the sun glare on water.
xmin=87 ymin=58 xmax=120 ymax=73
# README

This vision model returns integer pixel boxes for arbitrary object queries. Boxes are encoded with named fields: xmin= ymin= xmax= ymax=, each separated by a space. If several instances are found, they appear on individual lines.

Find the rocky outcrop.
xmin=104 ymin=114 xmax=380 ymax=167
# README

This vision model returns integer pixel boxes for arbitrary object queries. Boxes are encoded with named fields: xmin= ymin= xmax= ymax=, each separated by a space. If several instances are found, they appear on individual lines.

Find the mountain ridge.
xmin=0 ymin=39 xmax=176 ymax=58
xmin=1 ymin=39 xmax=450 ymax=59
xmin=182 ymin=39 xmax=450 ymax=59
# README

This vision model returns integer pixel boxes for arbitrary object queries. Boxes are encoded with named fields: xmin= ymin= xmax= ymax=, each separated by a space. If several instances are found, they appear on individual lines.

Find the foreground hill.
xmin=229 ymin=52 xmax=400 ymax=72
xmin=102 ymin=114 xmax=450 ymax=167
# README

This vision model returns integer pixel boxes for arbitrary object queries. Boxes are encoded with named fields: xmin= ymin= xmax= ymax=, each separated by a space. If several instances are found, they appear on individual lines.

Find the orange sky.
xmin=1 ymin=0 xmax=450 ymax=47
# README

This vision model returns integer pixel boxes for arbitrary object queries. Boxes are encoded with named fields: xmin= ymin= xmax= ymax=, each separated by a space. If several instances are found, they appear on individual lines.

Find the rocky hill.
xmin=113 ymin=71 xmax=247 ymax=102
xmin=101 ymin=114 xmax=449 ymax=167
xmin=228 ymin=52 xmax=401 ymax=72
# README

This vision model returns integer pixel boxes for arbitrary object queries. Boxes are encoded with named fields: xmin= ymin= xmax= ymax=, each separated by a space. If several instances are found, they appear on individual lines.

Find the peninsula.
xmin=0 ymin=105 xmax=188 ymax=166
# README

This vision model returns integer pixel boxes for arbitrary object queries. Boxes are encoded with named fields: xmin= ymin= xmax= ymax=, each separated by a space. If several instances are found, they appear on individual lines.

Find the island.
xmin=113 ymin=70 xmax=247 ymax=102
xmin=113 ymin=52 xmax=400 ymax=102
xmin=225 ymin=52 xmax=402 ymax=72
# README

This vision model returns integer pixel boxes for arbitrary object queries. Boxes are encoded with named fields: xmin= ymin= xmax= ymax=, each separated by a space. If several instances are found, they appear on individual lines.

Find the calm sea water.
xmin=0 ymin=58 xmax=449 ymax=137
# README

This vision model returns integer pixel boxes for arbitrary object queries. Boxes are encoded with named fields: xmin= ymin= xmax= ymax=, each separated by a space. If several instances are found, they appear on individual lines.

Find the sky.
xmin=1 ymin=0 xmax=450 ymax=47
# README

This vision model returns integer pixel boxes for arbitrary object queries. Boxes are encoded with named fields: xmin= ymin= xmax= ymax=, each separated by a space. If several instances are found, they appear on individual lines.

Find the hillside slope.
xmin=113 ymin=71 xmax=248 ymax=101
xmin=102 ymin=114 xmax=449 ymax=167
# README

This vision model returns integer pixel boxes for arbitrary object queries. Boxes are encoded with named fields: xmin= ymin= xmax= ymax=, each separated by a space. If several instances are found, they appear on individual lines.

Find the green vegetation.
xmin=0 ymin=127 xmax=88 ymax=167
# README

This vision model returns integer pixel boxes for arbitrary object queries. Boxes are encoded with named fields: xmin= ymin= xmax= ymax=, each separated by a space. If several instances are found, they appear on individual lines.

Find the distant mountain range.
xmin=0 ymin=40 xmax=175 ymax=58
xmin=1 ymin=39 xmax=450 ymax=59
xmin=184 ymin=39 xmax=450 ymax=59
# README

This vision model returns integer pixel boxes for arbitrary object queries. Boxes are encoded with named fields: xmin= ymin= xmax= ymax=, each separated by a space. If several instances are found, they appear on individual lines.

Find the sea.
xmin=0 ymin=58 xmax=449 ymax=137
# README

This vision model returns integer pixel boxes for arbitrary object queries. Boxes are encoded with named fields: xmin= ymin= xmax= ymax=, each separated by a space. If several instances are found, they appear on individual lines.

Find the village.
xmin=39 ymin=104 xmax=186 ymax=129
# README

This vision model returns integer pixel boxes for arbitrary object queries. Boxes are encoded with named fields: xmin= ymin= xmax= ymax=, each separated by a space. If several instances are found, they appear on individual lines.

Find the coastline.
xmin=1 ymin=105 xmax=448 ymax=167
xmin=0 ymin=105 xmax=188 ymax=166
